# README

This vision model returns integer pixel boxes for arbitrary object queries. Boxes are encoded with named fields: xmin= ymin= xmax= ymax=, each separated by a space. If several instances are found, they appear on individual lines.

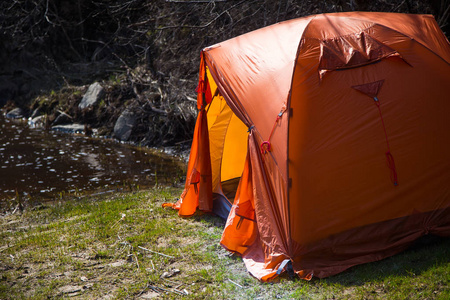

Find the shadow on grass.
xmin=191 ymin=211 xmax=227 ymax=228
xmin=321 ymin=235 xmax=450 ymax=286
xmin=174 ymin=205 xmax=449 ymax=288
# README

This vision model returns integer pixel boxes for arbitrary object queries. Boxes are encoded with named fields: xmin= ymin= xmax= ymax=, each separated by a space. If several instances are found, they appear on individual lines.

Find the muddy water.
xmin=0 ymin=114 xmax=185 ymax=206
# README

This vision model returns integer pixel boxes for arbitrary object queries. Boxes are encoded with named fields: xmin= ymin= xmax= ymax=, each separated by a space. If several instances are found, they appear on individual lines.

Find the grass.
xmin=0 ymin=187 xmax=449 ymax=299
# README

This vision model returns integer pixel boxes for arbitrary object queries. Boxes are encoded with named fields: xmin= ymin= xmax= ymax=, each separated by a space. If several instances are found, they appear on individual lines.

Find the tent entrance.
xmin=220 ymin=177 xmax=241 ymax=201
xmin=205 ymin=74 xmax=248 ymax=218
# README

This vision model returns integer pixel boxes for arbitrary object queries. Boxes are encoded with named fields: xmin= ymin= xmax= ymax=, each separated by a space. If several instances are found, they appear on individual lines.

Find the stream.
xmin=0 ymin=114 xmax=185 ymax=208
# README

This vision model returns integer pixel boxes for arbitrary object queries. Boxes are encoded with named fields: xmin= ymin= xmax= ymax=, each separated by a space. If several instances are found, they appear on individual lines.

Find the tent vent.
xmin=319 ymin=31 xmax=402 ymax=79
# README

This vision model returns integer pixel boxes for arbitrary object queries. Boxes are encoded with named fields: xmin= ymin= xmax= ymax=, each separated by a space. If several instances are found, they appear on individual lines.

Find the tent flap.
xmin=167 ymin=108 xmax=213 ymax=216
xmin=221 ymin=150 xmax=257 ymax=255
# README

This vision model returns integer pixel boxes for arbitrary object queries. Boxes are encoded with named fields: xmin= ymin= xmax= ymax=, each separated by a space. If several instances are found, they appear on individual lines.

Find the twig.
xmin=438 ymin=2 xmax=450 ymax=27
xmin=150 ymin=259 xmax=155 ymax=270
xmin=11 ymin=204 xmax=19 ymax=215
xmin=392 ymin=0 xmax=406 ymax=12
xmin=159 ymin=286 xmax=185 ymax=295
xmin=174 ymin=288 xmax=188 ymax=295
xmin=148 ymin=285 xmax=185 ymax=295
xmin=162 ymin=278 xmax=181 ymax=286
xmin=227 ymin=278 xmax=243 ymax=288
xmin=134 ymin=253 xmax=140 ymax=269
xmin=156 ymin=0 xmax=246 ymax=30
xmin=111 ymin=213 xmax=126 ymax=228
xmin=44 ymin=0 xmax=56 ymax=25
xmin=185 ymin=95 xmax=197 ymax=102
xmin=56 ymin=109 xmax=73 ymax=119
xmin=138 ymin=246 xmax=175 ymax=259
xmin=175 ymin=139 xmax=192 ymax=145
xmin=147 ymin=103 xmax=168 ymax=115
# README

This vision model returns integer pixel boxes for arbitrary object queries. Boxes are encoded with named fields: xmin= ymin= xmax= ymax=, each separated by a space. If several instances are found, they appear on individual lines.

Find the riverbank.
xmin=2 ymin=68 xmax=198 ymax=150
xmin=1 ymin=188 xmax=448 ymax=299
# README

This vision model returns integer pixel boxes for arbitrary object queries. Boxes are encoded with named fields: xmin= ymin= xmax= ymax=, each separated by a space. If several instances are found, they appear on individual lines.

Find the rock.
xmin=83 ymin=283 xmax=93 ymax=289
xmin=52 ymin=124 xmax=85 ymax=134
xmin=59 ymin=285 xmax=83 ymax=294
xmin=28 ymin=115 xmax=46 ymax=128
xmin=6 ymin=107 xmax=24 ymax=119
xmin=114 ymin=108 xmax=137 ymax=141
xmin=109 ymin=260 xmax=126 ymax=267
xmin=79 ymin=82 xmax=104 ymax=110
xmin=140 ymin=291 xmax=160 ymax=299
xmin=161 ymin=268 xmax=180 ymax=278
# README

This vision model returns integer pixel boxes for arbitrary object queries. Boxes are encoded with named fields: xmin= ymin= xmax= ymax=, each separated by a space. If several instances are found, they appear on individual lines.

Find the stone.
xmin=6 ymin=107 xmax=24 ymax=119
xmin=109 ymin=260 xmax=126 ymax=267
xmin=113 ymin=108 xmax=137 ymax=141
xmin=79 ymin=82 xmax=104 ymax=109
xmin=28 ymin=115 xmax=46 ymax=128
xmin=59 ymin=285 xmax=83 ymax=294
xmin=160 ymin=268 xmax=180 ymax=278
xmin=140 ymin=291 xmax=160 ymax=299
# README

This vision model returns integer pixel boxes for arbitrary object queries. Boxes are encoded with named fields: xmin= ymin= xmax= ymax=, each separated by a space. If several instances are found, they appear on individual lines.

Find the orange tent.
xmin=164 ymin=12 xmax=450 ymax=280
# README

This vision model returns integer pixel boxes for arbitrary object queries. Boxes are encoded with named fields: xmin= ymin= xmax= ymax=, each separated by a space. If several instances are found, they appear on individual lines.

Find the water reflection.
xmin=0 ymin=114 xmax=185 ymax=205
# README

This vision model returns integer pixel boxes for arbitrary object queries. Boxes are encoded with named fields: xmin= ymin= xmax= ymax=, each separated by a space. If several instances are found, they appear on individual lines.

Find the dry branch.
xmin=138 ymin=246 xmax=175 ymax=259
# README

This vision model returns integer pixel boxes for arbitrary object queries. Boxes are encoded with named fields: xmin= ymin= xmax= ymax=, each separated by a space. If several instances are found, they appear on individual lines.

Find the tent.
xmin=164 ymin=12 xmax=450 ymax=280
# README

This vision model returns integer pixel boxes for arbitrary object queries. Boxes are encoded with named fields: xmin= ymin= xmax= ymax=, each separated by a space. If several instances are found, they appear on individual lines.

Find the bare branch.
xmin=156 ymin=0 xmax=246 ymax=30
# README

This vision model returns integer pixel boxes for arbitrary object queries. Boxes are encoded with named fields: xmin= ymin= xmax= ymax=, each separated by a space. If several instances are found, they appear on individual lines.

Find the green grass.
xmin=0 ymin=187 xmax=448 ymax=299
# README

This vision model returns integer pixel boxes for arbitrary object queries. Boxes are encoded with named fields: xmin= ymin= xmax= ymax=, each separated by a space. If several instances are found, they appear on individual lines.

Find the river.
xmin=0 ymin=114 xmax=185 ymax=209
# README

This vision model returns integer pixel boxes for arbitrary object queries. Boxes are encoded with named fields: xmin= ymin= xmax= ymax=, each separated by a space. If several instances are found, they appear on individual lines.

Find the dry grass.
xmin=1 ymin=188 xmax=449 ymax=299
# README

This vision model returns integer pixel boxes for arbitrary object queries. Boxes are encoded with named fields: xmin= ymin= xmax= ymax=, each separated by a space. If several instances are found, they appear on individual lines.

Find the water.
xmin=0 ymin=114 xmax=185 ymax=207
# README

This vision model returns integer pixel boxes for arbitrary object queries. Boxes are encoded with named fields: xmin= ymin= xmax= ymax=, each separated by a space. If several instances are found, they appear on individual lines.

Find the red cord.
xmin=385 ymin=151 xmax=398 ymax=186
xmin=375 ymin=98 xmax=398 ymax=186
xmin=261 ymin=115 xmax=281 ymax=154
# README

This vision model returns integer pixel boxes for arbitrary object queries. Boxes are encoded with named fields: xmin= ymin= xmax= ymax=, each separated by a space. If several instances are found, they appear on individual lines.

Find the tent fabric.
xmin=165 ymin=12 xmax=450 ymax=281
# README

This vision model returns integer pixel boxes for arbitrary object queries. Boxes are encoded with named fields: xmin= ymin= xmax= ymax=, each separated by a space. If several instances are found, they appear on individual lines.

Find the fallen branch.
xmin=111 ymin=213 xmax=126 ymax=228
xmin=56 ymin=109 xmax=73 ymax=119
xmin=148 ymin=284 xmax=186 ymax=295
xmin=150 ymin=259 xmax=155 ymax=270
xmin=174 ymin=288 xmax=188 ymax=295
xmin=185 ymin=95 xmax=197 ymax=103
xmin=134 ymin=253 xmax=140 ymax=269
xmin=227 ymin=278 xmax=243 ymax=288
xmin=138 ymin=246 xmax=175 ymax=259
